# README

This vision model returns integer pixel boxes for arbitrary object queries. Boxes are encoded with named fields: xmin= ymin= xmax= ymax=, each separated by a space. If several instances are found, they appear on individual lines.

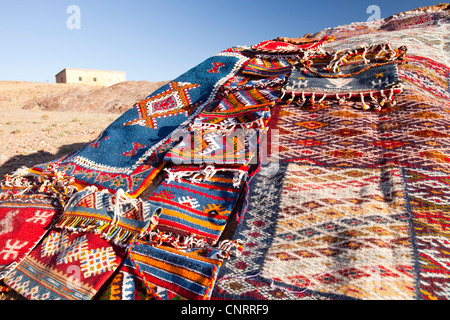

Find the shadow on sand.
xmin=0 ymin=142 xmax=87 ymax=178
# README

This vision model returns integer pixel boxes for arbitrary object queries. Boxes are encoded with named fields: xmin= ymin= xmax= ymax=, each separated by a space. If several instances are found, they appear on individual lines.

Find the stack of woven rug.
xmin=1 ymin=4 xmax=449 ymax=300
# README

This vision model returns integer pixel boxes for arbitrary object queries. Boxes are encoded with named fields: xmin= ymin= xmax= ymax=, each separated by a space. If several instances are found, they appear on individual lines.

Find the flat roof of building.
xmin=55 ymin=68 xmax=126 ymax=77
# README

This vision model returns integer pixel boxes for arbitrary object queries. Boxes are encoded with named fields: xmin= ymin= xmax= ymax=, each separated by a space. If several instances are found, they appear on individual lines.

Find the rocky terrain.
xmin=22 ymin=80 xmax=168 ymax=113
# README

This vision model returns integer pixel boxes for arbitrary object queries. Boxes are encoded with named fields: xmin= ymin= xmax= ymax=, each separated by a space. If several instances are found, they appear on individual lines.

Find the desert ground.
xmin=0 ymin=80 xmax=166 ymax=178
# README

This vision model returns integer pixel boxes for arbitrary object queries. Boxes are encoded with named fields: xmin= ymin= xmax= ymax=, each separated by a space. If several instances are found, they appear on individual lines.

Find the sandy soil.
xmin=0 ymin=106 xmax=122 ymax=177
xmin=0 ymin=81 xmax=124 ymax=178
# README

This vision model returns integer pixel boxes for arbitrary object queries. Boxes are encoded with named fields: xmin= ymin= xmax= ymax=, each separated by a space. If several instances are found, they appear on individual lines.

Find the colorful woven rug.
xmin=214 ymin=162 xmax=417 ymax=299
xmin=281 ymin=43 xmax=406 ymax=110
xmin=98 ymin=237 xmax=243 ymax=300
xmin=250 ymin=36 xmax=333 ymax=54
xmin=0 ymin=194 xmax=60 ymax=280
xmin=273 ymin=91 xmax=450 ymax=168
xmin=147 ymin=165 xmax=244 ymax=245
xmin=164 ymin=104 xmax=271 ymax=165
xmin=106 ymin=239 xmax=232 ymax=300
xmin=3 ymin=229 xmax=125 ymax=300
xmin=54 ymin=186 xmax=161 ymax=247
xmin=97 ymin=268 xmax=153 ymax=300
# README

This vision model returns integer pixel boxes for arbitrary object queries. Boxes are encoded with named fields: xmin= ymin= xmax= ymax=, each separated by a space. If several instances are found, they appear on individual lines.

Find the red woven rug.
xmin=4 ymin=229 xmax=125 ymax=300
xmin=0 ymin=194 xmax=60 ymax=280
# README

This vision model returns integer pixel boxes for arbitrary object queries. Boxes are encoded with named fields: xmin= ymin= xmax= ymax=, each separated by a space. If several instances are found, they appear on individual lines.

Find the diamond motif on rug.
xmin=275 ymin=96 xmax=450 ymax=170
xmin=123 ymin=81 xmax=200 ymax=129
xmin=4 ymin=230 xmax=123 ymax=300
xmin=295 ymin=121 xmax=328 ymax=130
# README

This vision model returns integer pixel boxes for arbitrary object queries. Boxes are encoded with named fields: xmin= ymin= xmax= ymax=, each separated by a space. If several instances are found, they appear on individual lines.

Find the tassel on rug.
xmin=280 ymin=42 xmax=407 ymax=111
xmin=55 ymin=186 xmax=161 ymax=247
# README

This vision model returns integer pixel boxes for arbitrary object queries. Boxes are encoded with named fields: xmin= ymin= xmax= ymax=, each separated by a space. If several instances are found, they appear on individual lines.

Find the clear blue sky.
xmin=0 ymin=0 xmax=442 ymax=83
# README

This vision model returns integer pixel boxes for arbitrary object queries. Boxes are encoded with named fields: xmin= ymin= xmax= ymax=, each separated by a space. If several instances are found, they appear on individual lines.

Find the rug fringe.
xmin=147 ymin=229 xmax=243 ymax=260
xmin=164 ymin=165 xmax=248 ymax=188
xmin=282 ymin=83 xmax=404 ymax=111
xmin=1 ymin=165 xmax=78 ymax=207
xmin=55 ymin=187 xmax=160 ymax=247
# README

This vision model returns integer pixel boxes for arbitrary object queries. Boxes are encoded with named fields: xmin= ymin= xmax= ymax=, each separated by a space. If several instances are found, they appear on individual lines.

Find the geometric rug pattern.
xmin=213 ymin=6 xmax=450 ymax=300
xmin=213 ymin=163 xmax=418 ymax=299
xmin=276 ymin=95 xmax=450 ymax=170
xmin=404 ymin=168 xmax=450 ymax=300
xmin=262 ymin=164 xmax=416 ymax=300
